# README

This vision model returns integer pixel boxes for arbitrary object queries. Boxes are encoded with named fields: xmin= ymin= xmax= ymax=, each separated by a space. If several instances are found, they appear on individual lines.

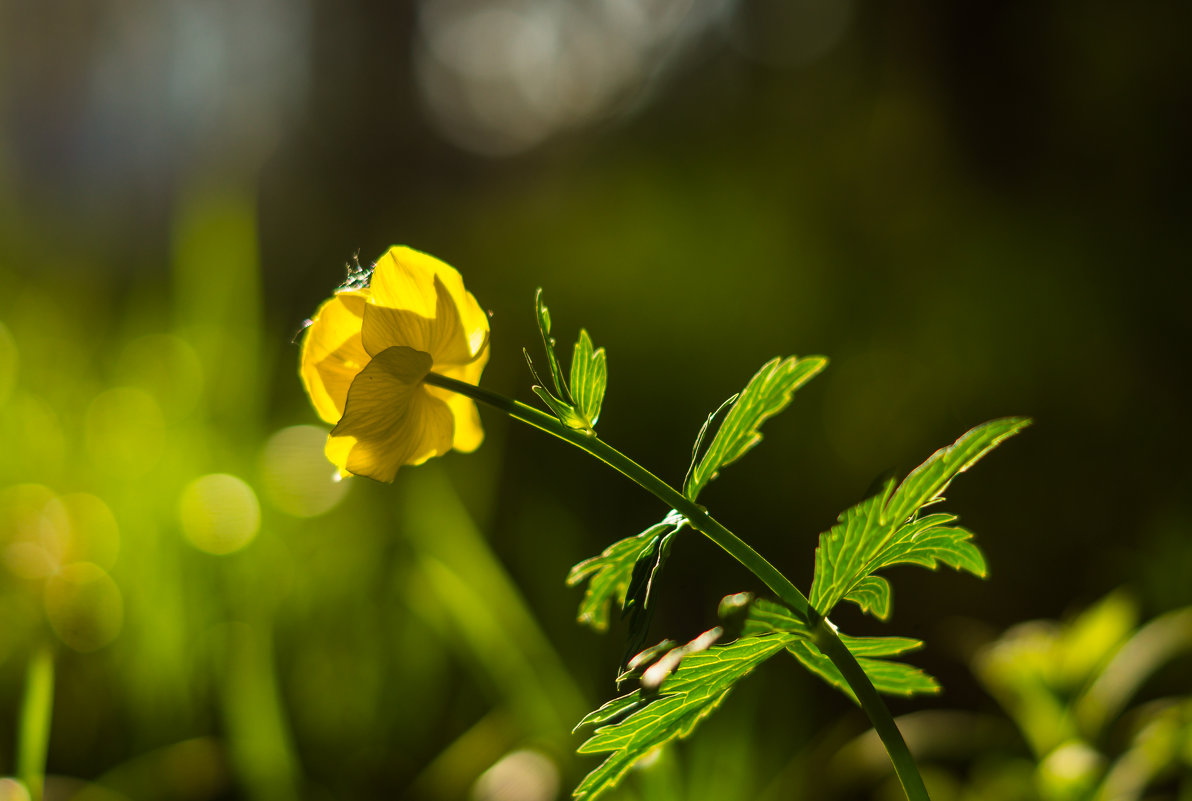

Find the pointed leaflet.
xmin=573 ymin=632 xmax=803 ymax=801
xmin=568 ymin=512 xmax=687 ymax=632
xmin=619 ymin=519 xmax=682 ymax=667
xmin=845 ymin=575 xmax=892 ymax=620
xmin=788 ymin=638 xmax=940 ymax=700
xmin=809 ymin=418 xmax=1029 ymax=619
xmin=526 ymin=291 xmax=604 ymax=432
xmin=534 ymin=288 xmax=572 ymax=404
xmin=722 ymin=595 xmax=937 ymax=699
xmin=570 ymin=329 xmax=608 ymax=427
xmin=684 ymin=356 xmax=826 ymax=501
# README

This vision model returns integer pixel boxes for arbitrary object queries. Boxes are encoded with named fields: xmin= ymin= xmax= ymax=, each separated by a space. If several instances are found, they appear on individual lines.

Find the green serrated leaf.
xmin=839 ymin=633 xmax=925 ymax=658
xmin=787 ymin=639 xmax=939 ymax=700
xmin=844 ymin=575 xmax=892 ymax=620
xmin=570 ymin=329 xmax=607 ymax=428
xmin=882 ymin=417 xmax=1031 ymax=526
xmin=809 ymin=418 xmax=1029 ymax=619
xmin=567 ymin=512 xmax=685 ymax=632
xmin=682 ymin=394 xmax=737 ymax=498
xmin=684 ymin=356 xmax=827 ymax=501
xmin=534 ymin=288 xmax=573 ymax=403
xmin=573 ymin=633 xmax=801 ymax=801
xmin=719 ymin=595 xmax=934 ymax=699
xmin=574 ymin=694 xmax=649 ymax=733
xmin=719 ymin=594 xmax=812 ymax=639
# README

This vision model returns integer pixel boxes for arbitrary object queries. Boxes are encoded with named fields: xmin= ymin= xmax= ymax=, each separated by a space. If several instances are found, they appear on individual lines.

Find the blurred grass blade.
xmin=221 ymin=621 xmax=302 ymax=801
xmin=402 ymin=470 xmax=586 ymax=733
xmin=684 ymin=356 xmax=826 ymax=501
xmin=1078 ymin=606 xmax=1192 ymax=733
xmin=18 ymin=643 xmax=54 ymax=801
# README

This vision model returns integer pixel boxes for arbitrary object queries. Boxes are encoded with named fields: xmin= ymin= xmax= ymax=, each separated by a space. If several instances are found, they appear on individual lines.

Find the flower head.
xmin=300 ymin=246 xmax=490 ymax=481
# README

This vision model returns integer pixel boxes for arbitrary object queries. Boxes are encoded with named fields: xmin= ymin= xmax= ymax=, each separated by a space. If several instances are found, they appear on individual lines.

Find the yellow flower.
xmin=300 ymin=246 xmax=490 ymax=482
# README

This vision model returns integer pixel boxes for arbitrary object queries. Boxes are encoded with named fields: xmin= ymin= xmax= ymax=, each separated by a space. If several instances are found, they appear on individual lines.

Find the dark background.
xmin=1 ymin=1 xmax=1190 ymax=799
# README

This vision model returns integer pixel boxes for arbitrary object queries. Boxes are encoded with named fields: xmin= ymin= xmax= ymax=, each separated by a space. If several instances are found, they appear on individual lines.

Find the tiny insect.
xmin=291 ymin=250 xmax=374 ymax=343
xmin=337 ymin=250 xmax=374 ymax=293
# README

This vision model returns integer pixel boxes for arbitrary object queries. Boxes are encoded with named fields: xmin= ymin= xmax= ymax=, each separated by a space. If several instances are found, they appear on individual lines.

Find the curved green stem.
xmin=424 ymin=372 xmax=930 ymax=801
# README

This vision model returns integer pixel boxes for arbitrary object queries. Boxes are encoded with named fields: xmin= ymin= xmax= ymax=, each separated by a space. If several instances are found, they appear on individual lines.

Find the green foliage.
xmin=978 ymin=592 xmax=1192 ymax=757
xmin=874 ymin=593 xmax=1192 ymax=801
xmin=524 ymin=289 xmax=607 ymax=433
xmin=809 ymin=417 xmax=1029 ymax=619
xmin=568 ymin=355 xmax=824 ymax=651
xmin=683 ymin=356 xmax=826 ymax=501
xmin=573 ymin=630 xmax=801 ymax=801
xmin=722 ymin=594 xmax=938 ymax=700
xmin=567 ymin=511 xmax=687 ymax=638
xmin=786 ymin=638 xmax=939 ymax=701
xmin=570 ymin=329 xmax=607 ymax=427
xmin=567 ymin=351 xmax=1027 ymax=800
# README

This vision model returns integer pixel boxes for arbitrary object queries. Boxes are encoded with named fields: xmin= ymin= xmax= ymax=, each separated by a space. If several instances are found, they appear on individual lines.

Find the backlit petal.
xmin=445 ymin=395 xmax=484 ymax=452
xmin=328 ymin=346 xmax=454 ymax=482
xmin=361 ymin=275 xmax=474 ymax=365
xmin=299 ymin=292 xmax=369 ymax=424
xmin=369 ymin=246 xmax=489 ymax=361
xmin=439 ymin=333 xmax=490 ymax=385
xmin=324 ymin=433 xmax=357 ymax=479
xmin=437 ymin=342 xmax=489 ymax=452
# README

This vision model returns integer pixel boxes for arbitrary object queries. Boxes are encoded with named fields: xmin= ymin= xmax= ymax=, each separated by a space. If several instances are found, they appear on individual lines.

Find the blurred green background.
xmin=1 ymin=1 xmax=1190 ymax=799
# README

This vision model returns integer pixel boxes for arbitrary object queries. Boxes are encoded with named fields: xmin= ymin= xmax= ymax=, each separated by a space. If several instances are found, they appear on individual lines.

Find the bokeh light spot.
xmin=416 ymin=0 xmax=706 ymax=156
xmin=44 ymin=562 xmax=124 ymax=652
xmin=471 ymin=749 xmax=559 ymax=801
xmin=1 ymin=394 xmax=67 ymax=483
xmin=0 ymin=321 xmax=17 ymax=407
xmin=50 ymin=493 xmax=121 ymax=570
xmin=0 ymin=484 xmax=60 ymax=580
xmin=260 ymin=425 xmax=348 ymax=518
xmin=180 ymin=473 xmax=261 ymax=555
xmin=85 ymin=387 xmax=166 ymax=478
xmin=115 ymin=334 xmax=205 ymax=420
xmin=0 ymin=778 xmax=32 ymax=801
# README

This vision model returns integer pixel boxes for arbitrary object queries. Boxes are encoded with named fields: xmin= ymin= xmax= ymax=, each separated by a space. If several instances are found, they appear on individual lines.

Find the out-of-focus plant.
xmin=829 ymin=593 xmax=1192 ymax=801
xmin=972 ymin=592 xmax=1192 ymax=801
xmin=300 ymin=245 xmax=1029 ymax=800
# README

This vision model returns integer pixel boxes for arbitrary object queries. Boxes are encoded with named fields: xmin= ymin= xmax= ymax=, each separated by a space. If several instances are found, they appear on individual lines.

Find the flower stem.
xmin=424 ymin=372 xmax=931 ymax=801
xmin=18 ymin=642 xmax=55 ymax=801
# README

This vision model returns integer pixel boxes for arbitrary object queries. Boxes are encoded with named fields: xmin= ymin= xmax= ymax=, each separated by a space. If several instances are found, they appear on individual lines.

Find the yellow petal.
xmin=428 ymin=336 xmax=490 ymax=452
xmin=299 ymin=292 xmax=369 ymax=424
xmin=328 ymin=346 xmax=454 ymax=482
xmin=445 ymin=395 xmax=484 ymax=452
xmin=369 ymin=246 xmax=489 ymax=361
xmin=361 ymin=275 xmax=473 ymax=365
xmin=324 ymin=433 xmax=356 ymax=479
xmin=438 ymin=333 xmax=490 ymax=386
